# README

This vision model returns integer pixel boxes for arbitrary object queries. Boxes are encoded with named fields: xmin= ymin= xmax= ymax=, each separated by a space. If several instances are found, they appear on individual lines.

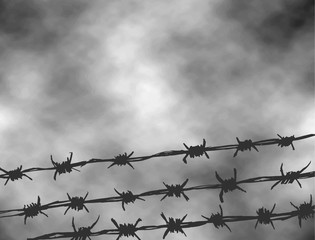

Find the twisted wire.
xmin=0 ymin=168 xmax=313 ymax=221
xmin=27 ymin=200 xmax=315 ymax=239
xmin=0 ymin=134 xmax=313 ymax=183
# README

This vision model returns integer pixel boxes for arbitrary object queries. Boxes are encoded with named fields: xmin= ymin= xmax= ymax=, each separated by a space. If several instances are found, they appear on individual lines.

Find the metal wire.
xmin=27 ymin=197 xmax=315 ymax=239
xmin=0 ymin=165 xmax=313 ymax=221
xmin=0 ymin=134 xmax=313 ymax=183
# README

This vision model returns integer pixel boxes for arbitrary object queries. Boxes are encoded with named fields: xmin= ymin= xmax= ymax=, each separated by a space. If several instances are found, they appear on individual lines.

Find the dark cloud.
xmin=303 ymin=227 xmax=315 ymax=240
xmin=148 ymin=0 xmax=314 ymax=113
xmin=220 ymin=0 xmax=314 ymax=49
xmin=0 ymin=203 xmax=13 ymax=240
xmin=0 ymin=0 xmax=42 ymax=37
xmin=0 ymin=0 xmax=89 ymax=51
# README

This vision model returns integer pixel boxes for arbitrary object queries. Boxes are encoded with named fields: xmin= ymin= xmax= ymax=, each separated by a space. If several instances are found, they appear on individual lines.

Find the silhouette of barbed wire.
xmin=0 ymin=165 xmax=32 ymax=185
xmin=276 ymin=134 xmax=295 ymax=150
xmin=290 ymin=194 xmax=314 ymax=227
xmin=0 ymin=166 xmax=313 ymax=222
xmin=215 ymin=168 xmax=246 ymax=203
xmin=233 ymin=138 xmax=259 ymax=157
xmin=114 ymin=189 xmax=145 ymax=211
xmin=64 ymin=192 xmax=89 ymax=215
xmin=161 ymin=212 xmax=187 ymax=238
xmin=0 ymin=134 xmax=313 ymax=183
xmin=0 ymin=196 xmax=49 ymax=224
xmin=51 ymin=152 xmax=80 ymax=180
xmin=108 ymin=152 xmax=135 ymax=169
xmin=160 ymin=179 xmax=189 ymax=201
xmin=202 ymin=204 xmax=231 ymax=232
xmin=23 ymin=196 xmax=48 ymax=225
xmin=27 ymin=198 xmax=314 ymax=239
xmin=71 ymin=216 xmax=100 ymax=240
xmin=255 ymin=204 xmax=276 ymax=229
xmin=111 ymin=218 xmax=142 ymax=240
xmin=271 ymin=161 xmax=311 ymax=189
xmin=183 ymin=139 xmax=209 ymax=164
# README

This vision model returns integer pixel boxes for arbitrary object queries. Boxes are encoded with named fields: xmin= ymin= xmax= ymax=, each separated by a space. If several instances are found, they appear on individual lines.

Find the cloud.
xmin=0 ymin=0 xmax=313 ymax=239
xmin=0 ymin=0 xmax=89 ymax=51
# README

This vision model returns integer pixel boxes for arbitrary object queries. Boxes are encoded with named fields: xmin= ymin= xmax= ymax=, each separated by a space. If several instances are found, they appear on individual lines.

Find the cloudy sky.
xmin=0 ymin=0 xmax=314 ymax=239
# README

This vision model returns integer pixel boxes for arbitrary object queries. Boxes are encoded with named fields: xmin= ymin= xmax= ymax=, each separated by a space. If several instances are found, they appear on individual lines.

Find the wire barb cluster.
xmin=108 ymin=152 xmax=135 ymax=169
xmin=271 ymin=162 xmax=311 ymax=189
xmin=183 ymin=139 xmax=209 ymax=163
xmin=51 ymin=152 xmax=80 ymax=180
xmin=202 ymin=205 xmax=231 ymax=232
xmin=64 ymin=193 xmax=89 ymax=215
xmin=255 ymin=204 xmax=276 ymax=229
xmin=290 ymin=195 xmax=314 ymax=227
xmin=111 ymin=218 xmax=142 ymax=240
xmin=114 ymin=189 xmax=145 ymax=211
xmin=71 ymin=216 xmax=100 ymax=240
xmin=24 ymin=196 xmax=48 ymax=224
xmin=161 ymin=179 xmax=189 ymax=201
xmin=233 ymin=138 xmax=259 ymax=157
xmin=161 ymin=212 xmax=187 ymax=239
xmin=277 ymin=134 xmax=295 ymax=150
xmin=0 ymin=165 xmax=32 ymax=185
xmin=216 ymin=168 xmax=246 ymax=203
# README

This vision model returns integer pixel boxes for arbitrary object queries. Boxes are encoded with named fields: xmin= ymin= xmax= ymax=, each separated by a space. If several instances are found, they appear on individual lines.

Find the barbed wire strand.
xmin=27 ymin=199 xmax=314 ymax=240
xmin=0 ymin=134 xmax=313 ymax=183
xmin=0 ymin=164 xmax=313 ymax=221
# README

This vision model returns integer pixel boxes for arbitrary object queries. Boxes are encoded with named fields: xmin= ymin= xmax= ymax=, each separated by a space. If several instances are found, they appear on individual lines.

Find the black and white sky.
xmin=0 ymin=0 xmax=314 ymax=239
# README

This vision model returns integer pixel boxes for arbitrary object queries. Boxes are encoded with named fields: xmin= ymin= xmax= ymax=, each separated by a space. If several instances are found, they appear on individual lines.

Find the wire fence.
xmin=0 ymin=162 xmax=313 ymax=224
xmin=0 ymin=134 xmax=314 ymax=183
xmin=1 ymin=133 xmax=314 ymax=239
xmin=27 ymin=195 xmax=314 ymax=239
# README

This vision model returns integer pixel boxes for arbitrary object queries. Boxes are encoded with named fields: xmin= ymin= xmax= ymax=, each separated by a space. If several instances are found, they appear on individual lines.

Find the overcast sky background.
xmin=0 ymin=0 xmax=314 ymax=239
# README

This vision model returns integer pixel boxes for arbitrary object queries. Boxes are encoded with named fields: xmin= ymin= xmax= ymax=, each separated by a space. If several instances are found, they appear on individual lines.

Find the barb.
xmin=114 ymin=189 xmax=145 ymax=211
xmin=111 ymin=218 xmax=142 ymax=240
xmin=160 ymin=179 xmax=189 ymax=201
xmin=202 ymin=205 xmax=231 ymax=232
xmin=255 ymin=204 xmax=276 ymax=229
xmin=24 ymin=196 xmax=48 ymax=224
xmin=233 ymin=138 xmax=259 ymax=157
xmin=161 ymin=212 xmax=187 ymax=238
xmin=277 ymin=134 xmax=295 ymax=150
xmin=215 ymin=168 xmax=246 ymax=203
xmin=0 ymin=134 xmax=314 ymax=183
xmin=290 ymin=195 xmax=314 ymax=227
xmin=182 ymin=139 xmax=209 ymax=164
xmin=108 ymin=152 xmax=135 ymax=169
xmin=51 ymin=152 xmax=80 ymax=180
xmin=1 ymin=167 xmax=314 ymax=220
xmin=71 ymin=215 xmax=100 ymax=240
xmin=27 ymin=198 xmax=315 ymax=239
xmin=0 ymin=196 xmax=49 ymax=225
xmin=0 ymin=165 xmax=32 ymax=185
xmin=271 ymin=162 xmax=311 ymax=189
xmin=64 ymin=193 xmax=89 ymax=215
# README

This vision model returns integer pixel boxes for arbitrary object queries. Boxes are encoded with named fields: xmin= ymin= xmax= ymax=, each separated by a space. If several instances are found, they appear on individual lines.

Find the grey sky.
xmin=0 ymin=0 xmax=313 ymax=239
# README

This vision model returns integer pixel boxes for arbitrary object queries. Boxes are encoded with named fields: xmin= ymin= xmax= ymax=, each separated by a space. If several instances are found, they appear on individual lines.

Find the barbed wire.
xmin=27 ymin=195 xmax=314 ymax=239
xmin=0 ymin=162 xmax=313 ymax=222
xmin=0 ymin=134 xmax=313 ymax=183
